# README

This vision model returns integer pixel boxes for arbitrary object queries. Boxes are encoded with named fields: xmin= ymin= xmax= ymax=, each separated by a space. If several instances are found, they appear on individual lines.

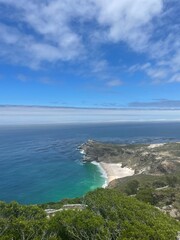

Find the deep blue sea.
xmin=1 ymin=122 xmax=180 ymax=204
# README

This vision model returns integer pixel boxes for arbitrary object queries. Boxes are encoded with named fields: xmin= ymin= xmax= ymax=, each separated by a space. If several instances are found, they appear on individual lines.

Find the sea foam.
xmin=91 ymin=161 xmax=108 ymax=188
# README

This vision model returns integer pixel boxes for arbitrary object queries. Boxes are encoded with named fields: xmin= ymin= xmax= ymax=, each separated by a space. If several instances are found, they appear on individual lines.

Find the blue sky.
xmin=0 ymin=0 xmax=180 ymax=108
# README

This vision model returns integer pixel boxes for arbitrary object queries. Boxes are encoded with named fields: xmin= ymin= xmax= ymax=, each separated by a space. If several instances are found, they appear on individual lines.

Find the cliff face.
xmin=78 ymin=140 xmax=180 ymax=175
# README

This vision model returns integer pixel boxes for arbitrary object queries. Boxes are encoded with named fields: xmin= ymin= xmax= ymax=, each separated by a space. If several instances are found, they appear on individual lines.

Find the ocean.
xmin=1 ymin=122 xmax=180 ymax=204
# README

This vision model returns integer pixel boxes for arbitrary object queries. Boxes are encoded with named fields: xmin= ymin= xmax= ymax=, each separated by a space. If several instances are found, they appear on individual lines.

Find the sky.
xmin=0 ymin=0 xmax=180 ymax=109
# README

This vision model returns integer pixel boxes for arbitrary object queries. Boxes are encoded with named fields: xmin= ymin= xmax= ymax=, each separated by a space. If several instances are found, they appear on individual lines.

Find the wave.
xmin=91 ymin=161 xmax=108 ymax=188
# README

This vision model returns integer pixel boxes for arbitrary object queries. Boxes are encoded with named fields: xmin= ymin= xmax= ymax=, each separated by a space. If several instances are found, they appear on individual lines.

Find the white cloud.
xmin=1 ymin=106 xmax=180 ymax=125
xmin=128 ymin=38 xmax=180 ymax=84
xmin=95 ymin=0 xmax=163 ymax=50
xmin=106 ymin=79 xmax=123 ymax=87
xmin=17 ymin=74 xmax=28 ymax=83
xmin=0 ymin=0 xmax=86 ymax=67
xmin=0 ymin=0 xmax=179 ymax=86
xmin=169 ymin=74 xmax=180 ymax=83
xmin=0 ymin=0 xmax=164 ymax=67
xmin=91 ymin=60 xmax=109 ymax=74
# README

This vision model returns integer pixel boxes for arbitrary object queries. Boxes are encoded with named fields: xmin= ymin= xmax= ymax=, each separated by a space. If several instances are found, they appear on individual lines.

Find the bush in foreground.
xmin=0 ymin=189 xmax=180 ymax=239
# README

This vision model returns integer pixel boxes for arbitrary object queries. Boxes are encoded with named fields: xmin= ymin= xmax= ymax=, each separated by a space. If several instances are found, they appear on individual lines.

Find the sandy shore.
xmin=148 ymin=143 xmax=165 ymax=149
xmin=100 ymin=162 xmax=134 ymax=184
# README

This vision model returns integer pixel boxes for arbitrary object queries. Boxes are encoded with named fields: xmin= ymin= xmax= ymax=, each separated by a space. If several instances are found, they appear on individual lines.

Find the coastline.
xmin=79 ymin=141 xmax=135 ymax=188
xmin=91 ymin=161 xmax=108 ymax=188
xmin=78 ymin=140 xmax=180 ymax=188
xmin=91 ymin=161 xmax=134 ymax=188
xmin=99 ymin=162 xmax=134 ymax=186
xmin=79 ymin=149 xmax=109 ymax=188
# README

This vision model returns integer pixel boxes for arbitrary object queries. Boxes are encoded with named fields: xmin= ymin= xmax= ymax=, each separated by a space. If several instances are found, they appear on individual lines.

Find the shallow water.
xmin=0 ymin=122 xmax=180 ymax=204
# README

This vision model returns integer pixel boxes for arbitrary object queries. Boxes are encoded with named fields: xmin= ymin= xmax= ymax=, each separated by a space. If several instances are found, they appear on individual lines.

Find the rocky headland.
xmin=78 ymin=139 xmax=180 ymax=175
xmin=78 ymin=139 xmax=180 ymax=220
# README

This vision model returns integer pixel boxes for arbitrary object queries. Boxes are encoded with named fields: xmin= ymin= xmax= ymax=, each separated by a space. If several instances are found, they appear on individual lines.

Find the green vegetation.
xmin=0 ymin=201 xmax=47 ymax=240
xmin=166 ymin=176 xmax=178 ymax=187
xmin=136 ymin=187 xmax=157 ymax=205
xmin=81 ymin=140 xmax=180 ymax=220
xmin=109 ymin=172 xmax=180 ymax=220
xmin=0 ymin=189 xmax=180 ymax=239
xmin=124 ymin=179 xmax=139 ymax=195
xmin=80 ymin=141 xmax=180 ymax=175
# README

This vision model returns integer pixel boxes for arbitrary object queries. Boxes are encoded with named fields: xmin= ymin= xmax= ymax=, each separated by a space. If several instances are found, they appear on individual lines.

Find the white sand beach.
xmin=148 ymin=143 xmax=165 ymax=149
xmin=100 ymin=162 xmax=134 ymax=184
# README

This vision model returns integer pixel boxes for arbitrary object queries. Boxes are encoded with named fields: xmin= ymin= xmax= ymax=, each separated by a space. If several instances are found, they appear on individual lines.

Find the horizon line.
xmin=1 ymin=104 xmax=180 ymax=111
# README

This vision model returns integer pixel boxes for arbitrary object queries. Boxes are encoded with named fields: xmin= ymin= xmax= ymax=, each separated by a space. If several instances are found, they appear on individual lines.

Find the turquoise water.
xmin=1 ymin=122 xmax=180 ymax=204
